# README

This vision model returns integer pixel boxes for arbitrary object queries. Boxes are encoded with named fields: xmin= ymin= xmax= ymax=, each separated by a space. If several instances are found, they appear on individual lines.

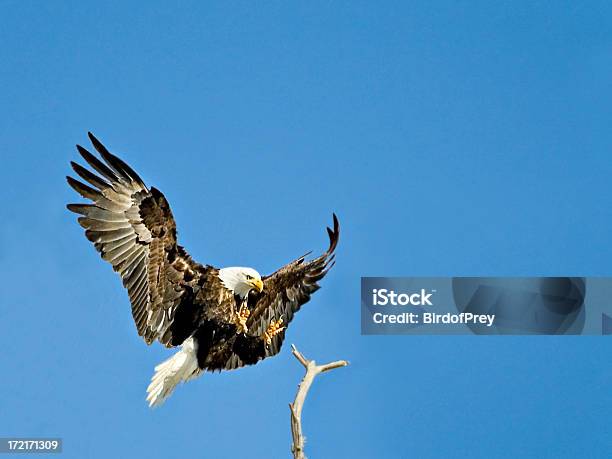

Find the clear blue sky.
xmin=1 ymin=1 xmax=611 ymax=458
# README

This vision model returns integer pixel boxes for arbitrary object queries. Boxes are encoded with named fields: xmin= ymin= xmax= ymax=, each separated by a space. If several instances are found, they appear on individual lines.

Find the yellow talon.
xmin=235 ymin=302 xmax=250 ymax=334
xmin=263 ymin=317 xmax=285 ymax=347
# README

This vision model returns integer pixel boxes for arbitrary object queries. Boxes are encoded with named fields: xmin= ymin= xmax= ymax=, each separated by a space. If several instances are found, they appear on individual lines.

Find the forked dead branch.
xmin=289 ymin=344 xmax=349 ymax=459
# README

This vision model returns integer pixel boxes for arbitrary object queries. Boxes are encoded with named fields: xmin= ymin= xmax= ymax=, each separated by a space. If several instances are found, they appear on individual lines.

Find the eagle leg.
xmin=263 ymin=317 xmax=285 ymax=347
xmin=235 ymin=302 xmax=250 ymax=334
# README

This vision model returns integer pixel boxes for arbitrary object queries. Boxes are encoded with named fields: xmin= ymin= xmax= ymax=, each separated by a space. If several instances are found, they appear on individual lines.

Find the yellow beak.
xmin=250 ymin=278 xmax=264 ymax=293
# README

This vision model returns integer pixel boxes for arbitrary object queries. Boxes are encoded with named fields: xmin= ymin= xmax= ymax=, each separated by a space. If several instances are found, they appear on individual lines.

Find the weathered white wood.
xmin=289 ymin=344 xmax=349 ymax=459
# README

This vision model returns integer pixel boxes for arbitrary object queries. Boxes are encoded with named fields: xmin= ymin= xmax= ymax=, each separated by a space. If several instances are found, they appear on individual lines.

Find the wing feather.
xmin=76 ymin=145 xmax=120 ymax=184
xmin=71 ymin=161 xmax=112 ymax=191
xmin=88 ymin=132 xmax=147 ymax=188
xmin=245 ymin=214 xmax=339 ymax=357
xmin=67 ymin=133 xmax=201 ymax=347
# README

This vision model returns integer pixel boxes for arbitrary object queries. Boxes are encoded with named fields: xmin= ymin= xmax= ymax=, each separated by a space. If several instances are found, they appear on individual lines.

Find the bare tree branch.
xmin=289 ymin=344 xmax=349 ymax=459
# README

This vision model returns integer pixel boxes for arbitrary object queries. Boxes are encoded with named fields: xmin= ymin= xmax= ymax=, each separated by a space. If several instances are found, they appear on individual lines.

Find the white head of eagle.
xmin=218 ymin=267 xmax=264 ymax=298
xmin=66 ymin=132 xmax=339 ymax=407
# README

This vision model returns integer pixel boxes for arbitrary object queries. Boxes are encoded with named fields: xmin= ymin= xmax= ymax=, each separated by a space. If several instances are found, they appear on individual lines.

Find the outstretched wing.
xmin=66 ymin=132 xmax=199 ymax=347
xmin=245 ymin=214 xmax=340 ymax=357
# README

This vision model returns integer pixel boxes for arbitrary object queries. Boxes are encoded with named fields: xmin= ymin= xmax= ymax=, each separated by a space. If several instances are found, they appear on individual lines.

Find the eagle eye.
xmin=246 ymin=274 xmax=253 ymax=280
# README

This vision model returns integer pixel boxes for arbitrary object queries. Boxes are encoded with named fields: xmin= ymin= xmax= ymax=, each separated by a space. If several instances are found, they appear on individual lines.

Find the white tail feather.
xmin=146 ymin=337 xmax=201 ymax=407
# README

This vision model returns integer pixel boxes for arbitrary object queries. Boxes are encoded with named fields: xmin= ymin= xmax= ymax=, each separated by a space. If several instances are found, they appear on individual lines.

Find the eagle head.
xmin=218 ymin=267 xmax=264 ymax=298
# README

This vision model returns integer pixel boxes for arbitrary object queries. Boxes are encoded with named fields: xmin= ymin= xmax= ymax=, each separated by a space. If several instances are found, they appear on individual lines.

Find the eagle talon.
xmin=263 ymin=317 xmax=285 ymax=347
xmin=235 ymin=302 xmax=250 ymax=334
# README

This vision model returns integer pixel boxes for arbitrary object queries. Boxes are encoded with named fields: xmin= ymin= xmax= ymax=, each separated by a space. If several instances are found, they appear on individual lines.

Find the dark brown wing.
xmin=67 ymin=132 xmax=200 ymax=347
xmin=245 ymin=214 xmax=339 ymax=357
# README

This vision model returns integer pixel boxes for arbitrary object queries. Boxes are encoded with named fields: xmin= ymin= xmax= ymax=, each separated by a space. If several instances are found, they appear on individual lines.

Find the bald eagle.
xmin=66 ymin=133 xmax=339 ymax=407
